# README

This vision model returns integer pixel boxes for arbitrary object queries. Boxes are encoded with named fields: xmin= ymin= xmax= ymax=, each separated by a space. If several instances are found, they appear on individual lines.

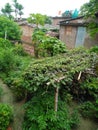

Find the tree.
xmin=13 ymin=0 xmax=24 ymax=20
xmin=1 ymin=0 xmax=24 ymax=20
xmin=28 ymin=13 xmax=49 ymax=28
xmin=80 ymin=0 xmax=98 ymax=36
xmin=1 ymin=3 xmax=13 ymax=19
xmin=18 ymin=4 xmax=24 ymax=19
xmin=45 ymin=16 xmax=52 ymax=24
xmin=0 ymin=16 xmax=22 ymax=40
xmin=13 ymin=0 xmax=18 ymax=19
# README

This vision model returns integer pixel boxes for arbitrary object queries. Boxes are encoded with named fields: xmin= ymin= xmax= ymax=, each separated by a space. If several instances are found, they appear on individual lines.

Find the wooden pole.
xmin=78 ymin=71 xmax=82 ymax=80
xmin=5 ymin=30 xmax=7 ymax=40
xmin=54 ymin=87 xmax=59 ymax=112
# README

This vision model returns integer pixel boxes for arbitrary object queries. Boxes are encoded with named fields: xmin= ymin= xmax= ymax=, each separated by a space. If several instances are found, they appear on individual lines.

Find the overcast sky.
xmin=0 ymin=0 xmax=89 ymax=17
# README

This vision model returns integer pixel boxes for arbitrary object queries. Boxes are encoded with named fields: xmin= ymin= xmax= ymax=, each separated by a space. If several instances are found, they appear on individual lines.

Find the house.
xmin=59 ymin=16 xmax=98 ymax=49
xmin=17 ymin=16 xmax=70 ymax=43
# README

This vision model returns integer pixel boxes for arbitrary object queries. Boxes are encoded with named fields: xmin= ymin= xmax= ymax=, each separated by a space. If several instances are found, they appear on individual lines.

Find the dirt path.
xmin=0 ymin=79 xmax=25 ymax=130
xmin=76 ymin=117 xmax=98 ymax=130
xmin=70 ymin=102 xmax=98 ymax=130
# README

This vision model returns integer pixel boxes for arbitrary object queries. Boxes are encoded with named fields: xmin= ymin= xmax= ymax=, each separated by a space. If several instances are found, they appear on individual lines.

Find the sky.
xmin=0 ymin=0 xmax=90 ymax=17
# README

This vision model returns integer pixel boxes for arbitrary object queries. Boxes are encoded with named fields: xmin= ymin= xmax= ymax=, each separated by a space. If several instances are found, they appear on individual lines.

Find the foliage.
xmin=0 ymin=104 xmax=13 ymax=130
xmin=0 ymin=38 xmax=29 ymax=75
xmin=89 ymin=46 xmax=98 ymax=54
xmin=80 ymin=0 xmax=98 ymax=18
xmin=1 ymin=0 xmax=24 ymax=19
xmin=22 ymin=48 xmax=98 ymax=129
xmin=23 ymin=93 xmax=79 ymax=130
xmin=2 ymin=56 xmax=32 ymax=100
xmin=0 ymin=38 xmax=13 ymax=48
xmin=13 ymin=44 xmax=28 ymax=56
xmin=28 ymin=13 xmax=49 ymax=28
xmin=0 ymin=16 xmax=22 ymax=40
xmin=80 ymin=0 xmax=98 ymax=36
xmin=0 ymin=48 xmax=21 ymax=73
xmin=13 ymin=0 xmax=24 ymax=19
xmin=45 ymin=16 xmax=52 ymax=24
xmin=32 ymin=29 xmax=66 ymax=57
xmin=38 ymin=35 xmax=66 ymax=56
xmin=9 ymin=74 xmax=26 ymax=100
xmin=23 ymin=48 xmax=98 ymax=93
xmin=1 ymin=3 xmax=13 ymax=19
xmin=0 ymin=37 xmax=32 ymax=100
xmin=0 ymin=46 xmax=98 ymax=129
xmin=80 ymin=77 xmax=98 ymax=99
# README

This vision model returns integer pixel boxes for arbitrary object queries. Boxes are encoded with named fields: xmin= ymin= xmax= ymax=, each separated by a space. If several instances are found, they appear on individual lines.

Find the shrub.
xmin=23 ymin=93 xmax=79 ymax=130
xmin=0 ymin=104 xmax=13 ymax=130
xmin=22 ymin=49 xmax=98 ymax=130
xmin=13 ymin=44 xmax=28 ymax=56
xmin=32 ymin=29 xmax=66 ymax=57
xmin=23 ymin=49 xmax=98 ymax=94
xmin=80 ymin=77 xmax=98 ymax=99
xmin=0 ymin=38 xmax=13 ymax=49
xmin=0 ymin=49 xmax=20 ymax=73
xmin=3 ymin=56 xmax=32 ymax=100
xmin=0 ymin=16 xmax=22 ymax=40
xmin=0 ymin=38 xmax=22 ymax=73
xmin=79 ymin=100 xmax=98 ymax=119
xmin=89 ymin=46 xmax=98 ymax=54
xmin=10 ymin=76 xmax=26 ymax=101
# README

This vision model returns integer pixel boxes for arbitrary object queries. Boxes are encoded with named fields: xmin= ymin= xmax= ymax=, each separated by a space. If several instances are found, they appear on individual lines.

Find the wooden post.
xmin=54 ymin=87 xmax=59 ymax=112
xmin=5 ymin=30 xmax=7 ymax=40
xmin=78 ymin=71 xmax=82 ymax=80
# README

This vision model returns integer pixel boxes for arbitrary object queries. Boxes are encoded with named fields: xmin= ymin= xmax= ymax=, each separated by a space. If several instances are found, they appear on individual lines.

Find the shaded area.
xmin=71 ymin=102 xmax=98 ymax=130
xmin=0 ymin=79 xmax=25 ymax=130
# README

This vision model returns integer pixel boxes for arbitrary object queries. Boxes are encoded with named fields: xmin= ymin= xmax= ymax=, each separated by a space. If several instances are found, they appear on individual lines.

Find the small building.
xmin=59 ymin=16 xmax=98 ymax=49
xmin=17 ymin=16 xmax=71 ymax=43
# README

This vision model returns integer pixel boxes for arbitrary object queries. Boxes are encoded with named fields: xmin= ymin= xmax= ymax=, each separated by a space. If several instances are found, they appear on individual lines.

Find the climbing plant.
xmin=22 ymin=48 xmax=98 ymax=129
xmin=23 ymin=48 xmax=97 ymax=94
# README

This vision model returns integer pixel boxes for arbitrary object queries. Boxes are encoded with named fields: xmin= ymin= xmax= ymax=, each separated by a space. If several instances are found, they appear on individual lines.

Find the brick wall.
xmin=52 ymin=17 xmax=66 ymax=26
xmin=59 ymin=25 xmax=77 ymax=49
xmin=60 ymin=25 xmax=98 ymax=49
xmin=20 ymin=25 xmax=34 ymax=43
xmin=59 ymin=17 xmax=98 ymax=49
